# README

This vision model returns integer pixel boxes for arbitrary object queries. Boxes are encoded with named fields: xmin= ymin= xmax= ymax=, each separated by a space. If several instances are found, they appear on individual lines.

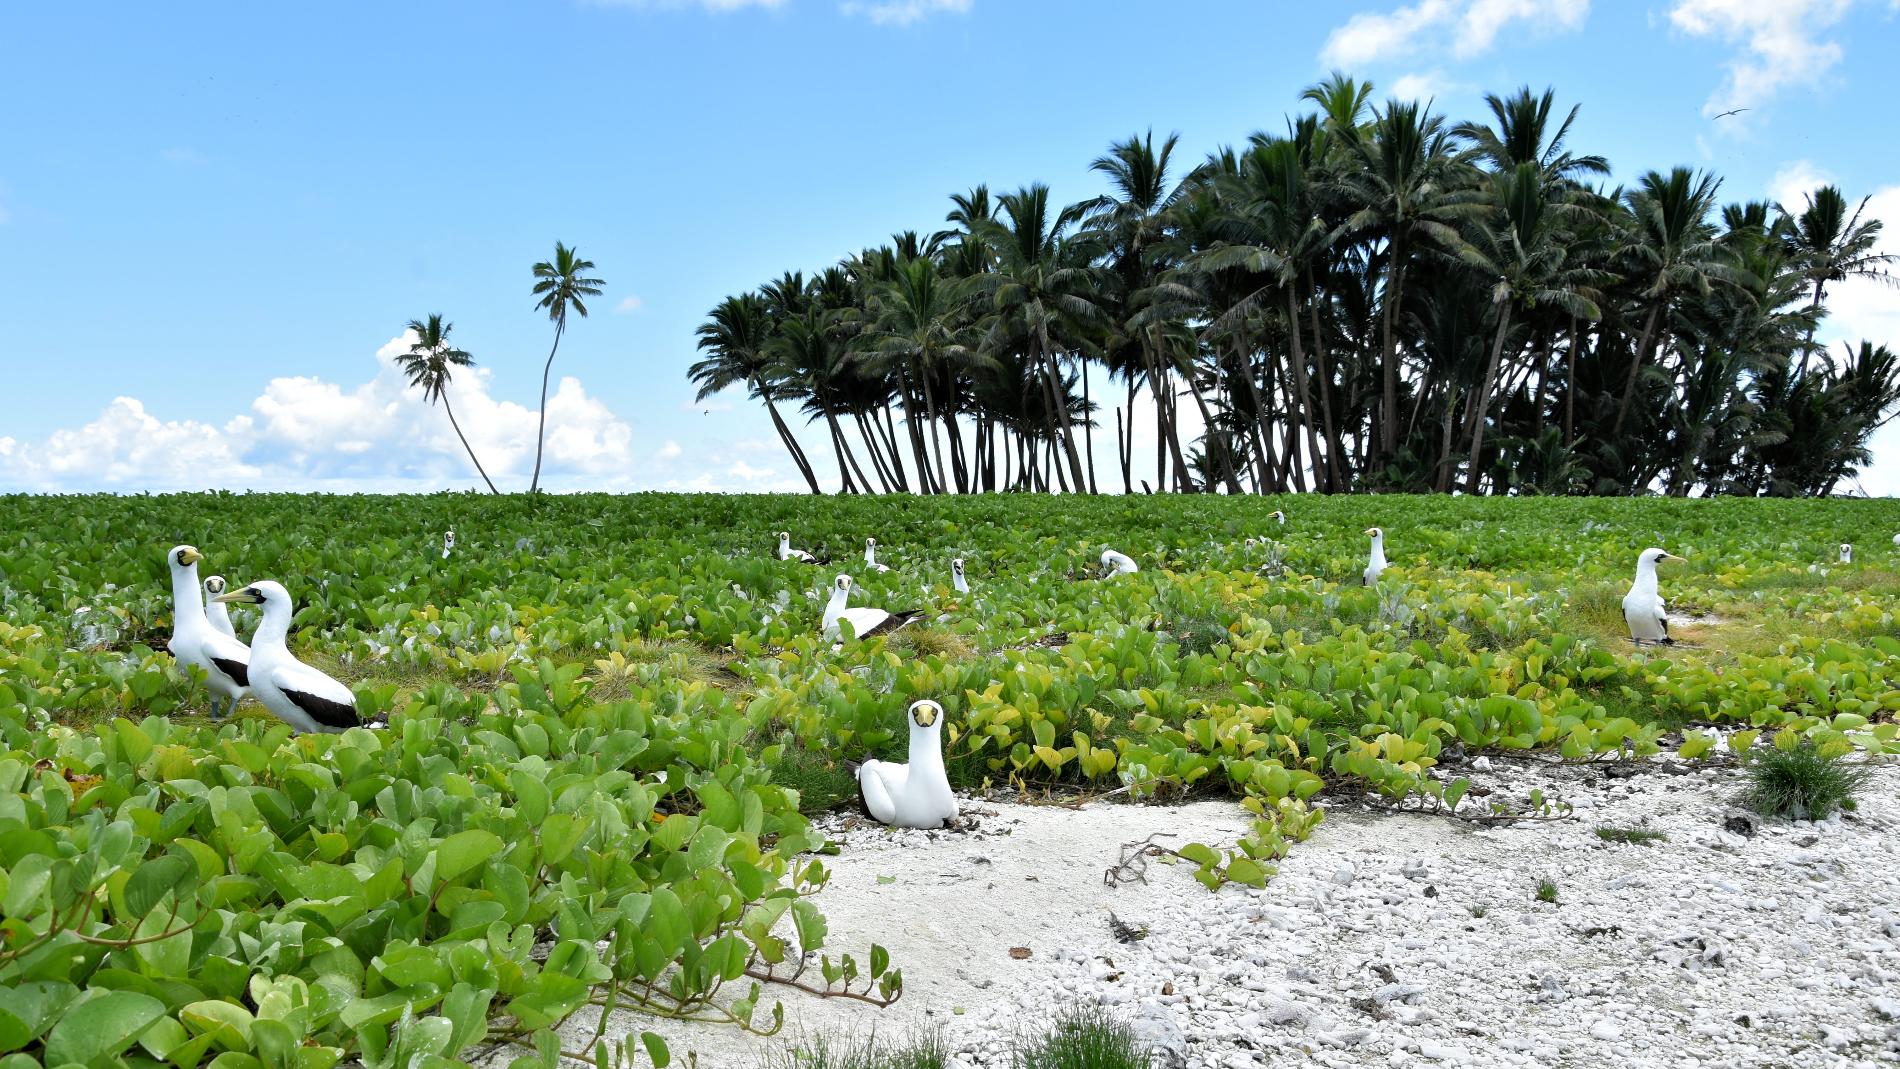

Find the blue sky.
xmin=3 ymin=0 xmax=1898 ymax=494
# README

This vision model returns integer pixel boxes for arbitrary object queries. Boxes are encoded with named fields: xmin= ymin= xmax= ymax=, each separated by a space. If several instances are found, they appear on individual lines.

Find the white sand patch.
xmin=487 ymin=761 xmax=1900 ymax=1067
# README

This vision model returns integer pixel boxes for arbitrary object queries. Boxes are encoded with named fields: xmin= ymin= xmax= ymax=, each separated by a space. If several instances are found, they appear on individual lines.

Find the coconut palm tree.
xmin=1779 ymin=185 xmax=1895 ymax=370
xmin=399 ymin=314 xmax=499 ymax=494
xmin=689 ymin=294 xmax=822 ymax=493
xmin=528 ymin=242 xmax=603 ymax=494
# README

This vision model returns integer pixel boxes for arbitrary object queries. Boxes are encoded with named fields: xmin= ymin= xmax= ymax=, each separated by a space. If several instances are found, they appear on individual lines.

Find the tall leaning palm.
xmin=400 ymin=315 xmax=500 ymax=494
xmin=528 ymin=242 xmax=604 ymax=494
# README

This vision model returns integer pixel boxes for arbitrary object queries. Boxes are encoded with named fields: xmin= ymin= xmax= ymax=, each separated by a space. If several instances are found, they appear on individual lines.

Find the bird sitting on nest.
xmin=851 ymin=699 xmax=957 ymax=829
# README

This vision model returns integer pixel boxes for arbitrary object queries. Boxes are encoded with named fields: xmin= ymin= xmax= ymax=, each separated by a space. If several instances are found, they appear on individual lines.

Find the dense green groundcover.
xmin=2 ymin=492 xmax=1897 ymax=1069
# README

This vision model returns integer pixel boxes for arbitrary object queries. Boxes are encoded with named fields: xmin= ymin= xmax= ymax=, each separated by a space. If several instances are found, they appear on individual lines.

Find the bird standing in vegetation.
xmin=1839 ymin=543 xmax=1852 ymax=564
xmin=822 ymin=574 xmax=920 ymax=639
xmin=166 ymin=546 xmax=250 ymax=720
xmin=442 ymin=529 xmax=456 ymax=559
xmin=951 ymin=557 xmax=970 ymax=594
xmin=1623 ymin=548 xmax=1686 ymax=647
xmin=854 ymin=699 xmax=958 ymax=829
xmin=214 ymin=580 xmax=363 ymax=733
xmin=1363 ymin=527 xmax=1388 ymax=585
xmin=864 ymin=537 xmax=892 ymax=574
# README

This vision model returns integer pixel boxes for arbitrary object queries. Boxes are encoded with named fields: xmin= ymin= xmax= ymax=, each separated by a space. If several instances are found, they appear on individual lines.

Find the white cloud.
xmin=0 ymin=332 xmax=639 ymax=492
xmin=1668 ymin=0 xmax=1854 ymax=117
xmin=1321 ymin=0 xmax=1587 ymax=68
xmin=1389 ymin=70 xmax=1455 ymax=101
xmin=656 ymin=439 xmax=683 ymax=460
xmin=614 ymin=294 xmax=645 ymax=314
xmin=839 ymin=0 xmax=969 ymax=25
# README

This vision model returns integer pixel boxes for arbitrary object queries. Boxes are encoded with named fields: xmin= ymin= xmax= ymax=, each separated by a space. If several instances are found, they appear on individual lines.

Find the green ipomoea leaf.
xmin=124 ymin=853 xmax=196 ymax=920
xmin=42 ymin=990 xmax=167 ymax=1067
xmin=432 ymin=830 xmax=504 ymax=885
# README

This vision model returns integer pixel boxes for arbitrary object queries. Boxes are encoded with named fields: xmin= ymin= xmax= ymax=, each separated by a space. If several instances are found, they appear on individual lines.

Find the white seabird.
xmin=864 ymin=537 xmax=892 ymax=574
xmin=951 ymin=557 xmax=970 ymax=594
xmin=442 ymin=529 xmax=456 ymax=559
xmin=214 ymin=580 xmax=364 ymax=733
xmin=1622 ymin=548 xmax=1685 ymax=647
xmin=167 ymin=546 xmax=251 ymax=720
xmin=1100 ymin=549 xmax=1139 ymax=577
xmin=1839 ymin=543 xmax=1853 ymax=564
xmin=822 ymin=574 xmax=920 ymax=639
xmin=203 ymin=576 xmax=238 ymax=639
xmin=1271 ymin=510 xmax=1286 ymax=525
xmin=778 ymin=531 xmax=824 ymax=564
xmin=1363 ymin=527 xmax=1388 ymax=585
xmin=854 ymin=699 xmax=958 ymax=829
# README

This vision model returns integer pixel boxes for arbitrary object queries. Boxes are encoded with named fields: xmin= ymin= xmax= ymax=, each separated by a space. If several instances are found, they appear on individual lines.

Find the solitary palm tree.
xmin=528 ymin=242 xmax=604 ymax=494
xmin=399 ymin=315 xmax=499 ymax=494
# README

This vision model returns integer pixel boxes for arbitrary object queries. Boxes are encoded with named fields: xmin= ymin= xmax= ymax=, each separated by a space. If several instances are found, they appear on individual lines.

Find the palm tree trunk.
xmin=1564 ymin=323 xmax=1581 ymax=447
xmin=880 ymin=404 xmax=911 ymax=492
xmin=1308 ymin=283 xmax=1343 ymax=492
xmin=439 ymin=393 xmax=501 ymax=494
xmin=755 ymin=378 xmax=822 ymax=494
xmin=1234 ymin=343 xmax=1273 ymax=493
xmin=1119 ymin=377 xmax=1135 ymax=493
xmin=897 ymin=375 xmax=937 ymax=494
xmin=824 ymin=413 xmax=858 ymax=494
xmin=854 ymin=412 xmax=892 ymax=492
xmin=529 ymin=318 xmax=565 ymax=494
xmin=1184 ymin=368 xmax=1242 ymax=494
xmin=919 ymin=370 xmax=952 ymax=494
xmin=1613 ymin=304 xmax=1663 ymax=437
xmin=1378 ymin=248 xmax=1407 ymax=465
xmin=1034 ymin=321 xmax=1089 ymax=491
xmin=1079 ymin=355 xmax=1099 ymax=494
xmin=1284 ymin=287 xmax=1326 ymax=495
xmin=1464 ymin=303 xmax=1515 ymax=494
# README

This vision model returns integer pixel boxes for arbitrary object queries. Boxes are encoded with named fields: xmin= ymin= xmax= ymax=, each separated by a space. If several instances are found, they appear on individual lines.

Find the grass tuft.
xmin=1744 ymin=740 xmax=1869 ymax=821
xmin=770 ymin=742 xmax=863 ymax=815
xmin=1594 ymin=825 xmax=1668 ymax=845
xmin=1014 ymin=1004 xmax=1152 ymax=1069
xmin=896 ymin=627 xmax=976 ymax=661
xmin=761 ymin=1029 xmax=947 ymax=1069
xmin=1535 ymin=878 xmax=1558 ymax=904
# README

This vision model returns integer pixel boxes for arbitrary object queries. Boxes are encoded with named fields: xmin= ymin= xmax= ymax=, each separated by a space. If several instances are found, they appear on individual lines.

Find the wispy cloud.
xmin=614 ymin=294 xmax=645 ymax=314
xmin=839 ymin=0 xmax=970 ymax=26
xmin=1668 ymin=0 xmax=1855 ymax=119
xmin=1388 ymin=69 xmax=1465 ymax=101
xmin=1321 ymin=0 xmax=1589 ymax=68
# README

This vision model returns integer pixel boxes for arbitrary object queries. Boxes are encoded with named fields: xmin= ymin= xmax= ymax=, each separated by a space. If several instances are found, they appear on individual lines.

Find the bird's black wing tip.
xmin=210 ymin=656 xmax=250 ymax=688
xmin=283 ymin=687 xmax=362 ymax=731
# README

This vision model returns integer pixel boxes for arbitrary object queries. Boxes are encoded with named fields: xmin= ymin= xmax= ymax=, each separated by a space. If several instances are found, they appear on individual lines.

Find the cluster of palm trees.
xmin=690 ymin=77 xmax=1897 ymax=497
xmin=400 ymin=242 xmax=603 ymax=494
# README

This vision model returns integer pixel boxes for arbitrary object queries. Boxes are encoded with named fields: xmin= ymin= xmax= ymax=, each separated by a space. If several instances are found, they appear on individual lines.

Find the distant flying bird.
xmin=1713 ymin=108 xmax=1749 ymax=120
